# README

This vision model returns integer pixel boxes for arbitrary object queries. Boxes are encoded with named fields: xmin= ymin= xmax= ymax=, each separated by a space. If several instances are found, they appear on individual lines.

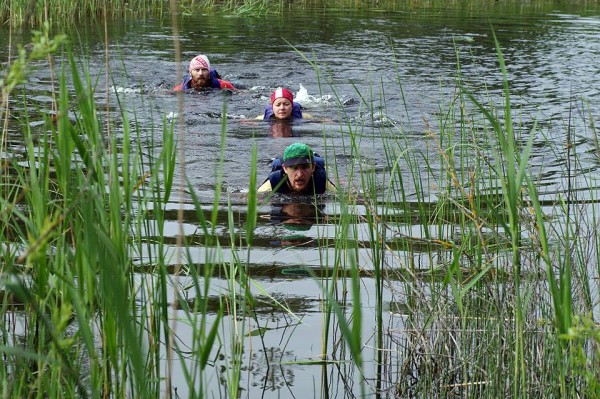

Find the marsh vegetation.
xmin=2 ymin=2 xmax=600 ymax=398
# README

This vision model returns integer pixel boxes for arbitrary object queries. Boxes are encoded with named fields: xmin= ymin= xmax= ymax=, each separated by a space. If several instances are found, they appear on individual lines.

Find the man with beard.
xmin=258 ymin=143 xmax=336 ymax=195
xmin=173 ymin=54 xmax=236 ymax=91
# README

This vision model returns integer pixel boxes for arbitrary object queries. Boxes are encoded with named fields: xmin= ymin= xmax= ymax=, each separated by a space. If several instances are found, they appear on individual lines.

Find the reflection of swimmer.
xmin=269 ymin=121 xmax=294 ymax=137
xmin=269 ymin=202 xmax=326 ymax=234
xmin=172 ymin=54 xmax=236 ymax=91
xmin=271 ymin=233 xmax=312 ymax=247
xmin=239 ymin=118 xmax=296 ymax=137
xmin=258 ymin=143 xmax=337 ymax=195
xmin=281 ymin=202 xmax=324 ymax=224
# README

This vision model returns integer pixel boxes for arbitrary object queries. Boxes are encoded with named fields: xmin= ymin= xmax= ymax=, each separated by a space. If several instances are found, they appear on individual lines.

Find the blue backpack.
xmin=267 ymin=155 xmax=328 ymax=194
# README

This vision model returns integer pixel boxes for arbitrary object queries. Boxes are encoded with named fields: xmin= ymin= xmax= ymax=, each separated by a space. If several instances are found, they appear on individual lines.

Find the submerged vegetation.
xmin=2 ymin=11 xmax=600 ymax=399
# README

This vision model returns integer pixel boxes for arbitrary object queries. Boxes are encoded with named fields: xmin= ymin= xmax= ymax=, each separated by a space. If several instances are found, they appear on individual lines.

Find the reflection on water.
xmin=248 ymin=347 xmax=296 ymax=391
xmin=269 ymin=121 xmax=295 ymax=138
xmin=268 ymin=202 xmax=326 ymax=228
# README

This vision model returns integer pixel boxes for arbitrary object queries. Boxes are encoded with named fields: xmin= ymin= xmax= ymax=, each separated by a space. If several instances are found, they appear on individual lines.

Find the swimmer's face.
xmin=272 ymin=98 xmax=293 ymax=119
xmin=190 ymin=67 xmax=210 ymax=89
xmin=283 ymin=162 xmax=315 ymax=192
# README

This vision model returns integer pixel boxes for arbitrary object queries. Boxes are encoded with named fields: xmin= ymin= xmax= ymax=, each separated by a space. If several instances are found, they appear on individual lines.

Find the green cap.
xmin=283 ymin=142 xmax=314 ymax=167
xmin=283 ymin=222 xmax=312 ymax=231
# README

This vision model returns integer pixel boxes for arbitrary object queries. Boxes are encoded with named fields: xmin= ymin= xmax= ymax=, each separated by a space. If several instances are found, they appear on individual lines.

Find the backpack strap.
xmin=267 ymin=169 xmax=289 ymax=193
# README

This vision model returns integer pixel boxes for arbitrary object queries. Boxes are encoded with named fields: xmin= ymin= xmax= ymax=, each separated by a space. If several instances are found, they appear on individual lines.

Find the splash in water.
xmin=294 ymin=83 xmax=335 ymax=108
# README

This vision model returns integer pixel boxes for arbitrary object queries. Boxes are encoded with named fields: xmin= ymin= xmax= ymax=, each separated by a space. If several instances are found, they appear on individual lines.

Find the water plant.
xmin=5 ymin=0 xmax=600 ymax=28
xmin=3 ymin=13 xmax=600 ymax=398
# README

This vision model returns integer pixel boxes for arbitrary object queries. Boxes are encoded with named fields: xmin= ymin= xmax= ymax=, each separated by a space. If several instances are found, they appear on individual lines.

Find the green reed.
xmin=5 ymin=0 xmax=600 ymax=28
xmin=4 ymin=18 xmax=600 ymax=399
xmin=296 ymin=31 xmax=600 ymax=397
xmin=1 ymin=30 xmax=195 ymax=396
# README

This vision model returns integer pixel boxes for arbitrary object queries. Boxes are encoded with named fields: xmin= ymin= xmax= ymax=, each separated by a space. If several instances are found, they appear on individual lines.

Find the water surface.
xmin=2 ymin=4 xmax=600 ymax=397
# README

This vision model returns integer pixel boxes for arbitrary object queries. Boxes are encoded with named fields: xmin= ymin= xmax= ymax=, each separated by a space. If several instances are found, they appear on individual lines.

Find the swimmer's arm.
xmin=219 ymin=80 xmax=236 ymax=90
xmin=302 ymin=113 xmax=335 ymax=123
xmin=257 ymin=180 xmax=272 ymax=192
xmin=326 ymin=180 xmax=337 ymax=192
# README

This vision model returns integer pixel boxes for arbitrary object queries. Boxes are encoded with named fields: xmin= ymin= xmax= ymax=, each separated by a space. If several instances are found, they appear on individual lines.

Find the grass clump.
xmin=5 ymin=0 xmax=600 ymax=28
xmin=3 ymin=16 xmax=600 ymax=398
xmin=1 ymin=25 xmax=216 ymax=397
xmin=326 ymin=36 xmax=600 ymax=398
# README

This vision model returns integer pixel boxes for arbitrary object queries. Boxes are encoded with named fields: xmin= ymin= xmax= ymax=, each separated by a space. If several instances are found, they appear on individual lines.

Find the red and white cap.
xmin=270 ymin=87 xmax=294 ymax=104
xmin=189 ymin=54 xmax=211 ymax=73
